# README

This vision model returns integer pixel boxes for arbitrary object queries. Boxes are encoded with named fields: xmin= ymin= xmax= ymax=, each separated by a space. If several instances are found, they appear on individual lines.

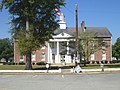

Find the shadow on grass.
xmin=33 ymin=66 xmax=59 ymax=70
xmin=33 ymin=66 xmax=75 ymax=70
xmin=105 ymin=64 xmax=120 ymax=68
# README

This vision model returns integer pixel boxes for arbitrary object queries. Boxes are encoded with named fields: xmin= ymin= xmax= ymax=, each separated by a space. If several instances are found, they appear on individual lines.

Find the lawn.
xmin=82 ymin=64 xmax=120 ymax=69
xmin=0 ymin=64 xmax=120 ymax=70
xmin=0 ymin=65 xmax=45 ymax=70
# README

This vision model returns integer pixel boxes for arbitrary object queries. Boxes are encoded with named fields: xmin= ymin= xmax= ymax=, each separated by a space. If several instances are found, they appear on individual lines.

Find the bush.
xmin=86 ymin=61 xmax=90 ymax=64
xmin=92 ymin=61 xmax=95 ymax=64
xmin=101 ymin=61 xmax=104 ymax=64
xmin=112 ymin=60 xmax=120 ymax=63
xmin=36 ymin=61 xmax=46 ymax=65
xmin=19 ymin=62 xmax=25 ymax=65
xmin=105 ymin=61 xmax=108 ymax=64
xmin=96 ymin=61 xmax=100 ymax=64
xmin=3 ymin=62 xmax=15 ymax=65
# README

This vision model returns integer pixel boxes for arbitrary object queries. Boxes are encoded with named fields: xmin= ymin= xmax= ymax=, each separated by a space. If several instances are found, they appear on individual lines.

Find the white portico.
xmin=47 ymin=13 xmax=75 ymax=64
xmin=47 ymin=33 xmax=74 ymax=64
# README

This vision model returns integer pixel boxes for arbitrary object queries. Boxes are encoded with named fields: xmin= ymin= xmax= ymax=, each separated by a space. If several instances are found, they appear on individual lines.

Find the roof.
xmin=54 ymin=27 xmax=112 ymax=38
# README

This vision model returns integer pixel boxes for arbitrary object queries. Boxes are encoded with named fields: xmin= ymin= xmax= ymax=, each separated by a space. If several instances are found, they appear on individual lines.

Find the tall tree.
xmin=0 ymin=38 xmax=14 ymax=62
xmin=78 ymin=31 xmax=104 ymax=66
xmin=112 ymin=37 xmax=120 ymax=60
xmin=0 ymin=0 xmax=65 ymax=69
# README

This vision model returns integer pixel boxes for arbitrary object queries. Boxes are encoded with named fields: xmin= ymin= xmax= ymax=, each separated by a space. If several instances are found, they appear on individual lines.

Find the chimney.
xmin=81 ymin=21 xmax=86 ymax=32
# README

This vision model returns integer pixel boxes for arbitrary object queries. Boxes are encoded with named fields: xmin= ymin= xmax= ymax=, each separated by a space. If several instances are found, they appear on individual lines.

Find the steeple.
xmin=59 ymin=13 xmax=66 ymax=29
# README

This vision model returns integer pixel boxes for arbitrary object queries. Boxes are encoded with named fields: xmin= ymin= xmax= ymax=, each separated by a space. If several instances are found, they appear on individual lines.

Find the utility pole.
xmin=75 ymin=4 xmax=78 ymax=64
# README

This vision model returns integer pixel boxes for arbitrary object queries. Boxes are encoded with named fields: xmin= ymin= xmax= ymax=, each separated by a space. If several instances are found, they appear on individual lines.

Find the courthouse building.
xmin=14 ymin=13 xmax=112 ymax=64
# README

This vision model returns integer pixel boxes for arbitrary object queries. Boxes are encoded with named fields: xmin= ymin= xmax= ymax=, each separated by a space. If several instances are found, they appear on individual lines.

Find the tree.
xmin=112 ymin=37 xmax=120 ymax=60
xmin=0 ymin=38 xmax=14 ymax=62
xmin=0 ymin=0 xmax=65 ymax=69
xmin=78 ymin=31 xmax=104 ymax=66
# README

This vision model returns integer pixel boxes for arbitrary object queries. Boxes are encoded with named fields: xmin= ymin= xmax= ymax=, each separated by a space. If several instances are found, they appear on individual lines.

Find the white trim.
xmin=50 ymin=39 xmax=75 ymax=42
xmin=56 ymin=41 xmax=60 ymax=63
xmin=90 ymin=54 xmax=94 ymax=60
xmin=53 ymin=32 xmax=72 ymax=38
xmin=102 ymin=53 xmax=106 ymax=60
xmin=47 ymin=43 xmax=50 ymax=63
xmin=67 ymin=41 xmax=69 ymax=54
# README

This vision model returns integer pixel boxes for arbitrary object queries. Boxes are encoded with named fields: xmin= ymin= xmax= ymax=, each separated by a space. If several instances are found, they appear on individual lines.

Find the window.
xmin=20 ymin=55 xmax=24 ymax=62
xmin=90 ymin=53 xmax=94 ymax=60
xmin=41 ymin=52 xmax=45 ymax=60
xmin=102 ymin=41 xmax=106 ymax=49
xmin=102 ymin=51 xmax=106 ymax=60
xmin=52 ymin=54 xmax=55 ymax=60
xmin=90 ymin=41 xmax=94 ymax=50
xmin=32 ymin=53 xmax=36 ymax=61
xmin=20 ymin=55 xmax=23 ymax=59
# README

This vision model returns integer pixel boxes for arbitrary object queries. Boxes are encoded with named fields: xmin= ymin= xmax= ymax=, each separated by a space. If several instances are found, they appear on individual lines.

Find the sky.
xmin=0 ymin=0 xmax=120 ymax=44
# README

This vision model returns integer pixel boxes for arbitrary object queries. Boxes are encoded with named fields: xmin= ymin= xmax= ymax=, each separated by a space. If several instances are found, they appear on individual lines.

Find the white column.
xmin=57 ymin=41 xmax=60 ymax=63
xmin=66 ymin=41 xmax=71 ymax=63
xmin=47 ymin=42 xmax=50 ymax=63
xmin=67 ymin=41 xmax=69 ymax=54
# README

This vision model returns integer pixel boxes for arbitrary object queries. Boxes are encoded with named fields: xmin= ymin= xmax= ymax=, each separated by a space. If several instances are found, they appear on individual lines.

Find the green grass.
xmin=0 ymin=64 xmax=120 ymax=70
xmin=0 ymin=65 xmax=46 ymax=70
xmin=0 ymin=65 xmax=25 ymax=70
xmin=82 ymin=64 xmax=120 ymax=69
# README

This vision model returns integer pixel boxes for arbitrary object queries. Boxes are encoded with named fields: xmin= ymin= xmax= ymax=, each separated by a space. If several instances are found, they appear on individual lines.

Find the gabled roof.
xmin=54 ymin=27 xmax=112 ymax=38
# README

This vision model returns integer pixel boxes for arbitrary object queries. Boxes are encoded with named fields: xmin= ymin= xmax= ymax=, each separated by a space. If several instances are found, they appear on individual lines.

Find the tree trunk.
xmin=83 ymin=56 xmax=87 ymax=66
xmin=25 ymin=17 xmax=32 ymax=70
xmin=25 ymin=51 xmax=32 ymax=70
xmin=84 ymin=59 xmax=86 ymax=66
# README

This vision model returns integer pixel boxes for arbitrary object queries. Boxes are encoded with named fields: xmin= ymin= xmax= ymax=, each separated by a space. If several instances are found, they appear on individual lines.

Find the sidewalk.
xmin=0 ymin=68 xmax=120 ymax=74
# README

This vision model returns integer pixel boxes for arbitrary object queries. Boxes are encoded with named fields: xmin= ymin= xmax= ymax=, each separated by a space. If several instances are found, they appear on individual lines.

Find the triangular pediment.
xmin=53 ymin=32 xmax=72 ymax=38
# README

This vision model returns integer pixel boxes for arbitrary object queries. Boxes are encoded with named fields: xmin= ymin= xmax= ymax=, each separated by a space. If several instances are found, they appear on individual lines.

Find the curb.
xmin=0 ymin=68 xmax=120 ymax=74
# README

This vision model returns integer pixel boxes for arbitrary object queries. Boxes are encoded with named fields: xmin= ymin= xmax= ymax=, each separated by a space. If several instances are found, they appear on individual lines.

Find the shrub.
xmin=86 ymin=61 xmax=90 ymax=64
xmin=92 ymin=61 xmax=95 ymax=64
xmin=19 ymin=62 xmax=25 ymax=65
xmin=36 ymin=61 xmax=46 ymax=65
xmin=96 ymin=61 xmax=100 ymax=64
xmin=3 ymin=62 xmax=15 ymax=65
xmin=105 ymin=61 xmax=108 ymax=64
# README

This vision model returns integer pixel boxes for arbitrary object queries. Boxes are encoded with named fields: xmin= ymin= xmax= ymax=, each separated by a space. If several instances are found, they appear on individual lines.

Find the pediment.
xmin=53 ymin=32 xmax=72 ymax=38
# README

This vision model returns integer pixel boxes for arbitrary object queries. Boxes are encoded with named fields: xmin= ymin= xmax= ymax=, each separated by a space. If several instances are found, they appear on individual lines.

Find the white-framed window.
xmin=20 ymin=55 xmax=24 ymax=62
xmin=32 ymin=53 xmax=36 ymax=61
xmin=90 ymin=53 xmax=94 ymax=60
xmin=41 ymin=52 xmax=45 ymax=60
xmin=102 ymin=40 xmax=106 ymax=49
xmin=102 ymin=51 xmax=106 ymax=60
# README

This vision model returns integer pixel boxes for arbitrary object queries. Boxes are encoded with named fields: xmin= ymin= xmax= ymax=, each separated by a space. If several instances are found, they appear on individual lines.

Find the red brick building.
xmin=14 ymin=13 xmax=112 ymax=64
